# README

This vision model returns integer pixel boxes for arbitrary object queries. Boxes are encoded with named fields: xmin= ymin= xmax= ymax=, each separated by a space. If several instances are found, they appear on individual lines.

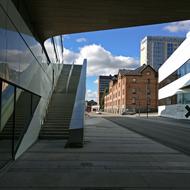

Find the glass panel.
xmin=183 ymin=93 xmax=190 ymax=104
xmin=44 ymin=38 xmax=57 ymax=63
xmin=0 ymin=81 xmax=14 ymax=169
xmin=14 ymin=89 xmax=31 ymax=151
xmin=54 ymin=36 xmax=63 ymax=63
xmin=159 ymin=59 xmax=190 ymax=89
xmin=0 ymin=6 xmax=51 ymax=99
xmin=32 ymin=94 xmax=40 ymax=114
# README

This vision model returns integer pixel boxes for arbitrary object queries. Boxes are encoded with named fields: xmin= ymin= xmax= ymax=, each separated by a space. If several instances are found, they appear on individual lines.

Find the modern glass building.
xmin=1 ymin=0 xmax=190 ymax=170
xmin=0 ymin=0 xmax=87 ymax=169
xmin=140 ymin=36 xmax=185 ymax=71
xmin=158 ymin=33 xmax=190 ymax=119
xmin=0 ymin=0 xmax=64 ymax=167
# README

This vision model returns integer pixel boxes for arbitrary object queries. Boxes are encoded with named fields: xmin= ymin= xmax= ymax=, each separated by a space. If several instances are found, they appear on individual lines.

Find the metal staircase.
xmin=39 ymin=64 xmax=82 ymax=139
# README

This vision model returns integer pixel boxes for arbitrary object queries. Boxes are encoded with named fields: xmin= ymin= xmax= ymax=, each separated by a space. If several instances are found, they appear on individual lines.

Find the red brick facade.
xmin=104 ymin=65 xmax=158 ymax=114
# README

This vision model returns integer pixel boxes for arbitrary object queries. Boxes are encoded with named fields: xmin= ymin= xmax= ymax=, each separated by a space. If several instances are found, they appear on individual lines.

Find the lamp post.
xmin=138 ymin=88 xmax=141 ymax=117
xmin=146 ymin=79 xmax=150 ymax=118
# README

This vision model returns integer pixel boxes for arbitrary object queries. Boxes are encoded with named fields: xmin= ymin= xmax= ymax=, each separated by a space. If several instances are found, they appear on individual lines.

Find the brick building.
xmin=104 ymin=65 xmax=158 ymax=114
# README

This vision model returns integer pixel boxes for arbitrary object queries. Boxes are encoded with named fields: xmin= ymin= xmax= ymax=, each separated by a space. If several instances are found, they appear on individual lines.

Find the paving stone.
xmin=1 ymin=116 xmax=190 ymax=189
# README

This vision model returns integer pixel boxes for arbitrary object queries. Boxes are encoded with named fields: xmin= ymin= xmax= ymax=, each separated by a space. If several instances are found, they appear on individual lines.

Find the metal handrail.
xmin=66 ymin=61 xmax=75 ymax=93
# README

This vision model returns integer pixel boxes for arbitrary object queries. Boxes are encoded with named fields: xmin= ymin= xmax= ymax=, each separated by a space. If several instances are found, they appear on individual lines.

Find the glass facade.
xmin=0 ymin=3 xmax=64 ymax=97
xmin=0 ymin=79 xmax=40 ymax=169
xmin=159 ymin=59 xmax=190 ymax=89
xmin=0 ymin=1 xmax=64 ymax=167
xmin=167 ymin=43 xmax=174 ymax=57
xmin=159 ymin=58 xmax=190 ymax=107
xmin=44 ymin=35 xmax=64 ymax=64
xmin=159 ymin=93 xmax=190 ymax=106
xmin=143 ymin=36 xmax=184 ymax=71
xmin=152 ymin=41 xmax=164 ymax=70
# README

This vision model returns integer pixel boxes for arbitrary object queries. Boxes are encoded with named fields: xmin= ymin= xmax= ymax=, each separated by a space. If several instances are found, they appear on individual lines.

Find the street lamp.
xmin=146 ymin=79 xmax=150 ymax=118
xmin=138 ymin=88 xmax=141 ymax=117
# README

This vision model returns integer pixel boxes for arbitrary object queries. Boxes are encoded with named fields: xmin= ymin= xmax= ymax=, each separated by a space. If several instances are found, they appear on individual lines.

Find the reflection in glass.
xmin=14 ymin=89 xmax=31 ymax=151
xmin=32 ymin=94 xmax=41 ymax=114
xmin=159 ymin=93 xmax=190 ymax=106
xmin=0 ymin=79 xmax=41 ymax=169
xmin=159 ymin=59 xmax=190 ymax=89
xmin=0 ymin=81 xmax=14 ymax=168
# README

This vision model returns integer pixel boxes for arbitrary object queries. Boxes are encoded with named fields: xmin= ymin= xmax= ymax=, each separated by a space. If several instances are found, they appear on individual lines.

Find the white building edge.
xmin=158 ymin=33 xmax=190 ymax=119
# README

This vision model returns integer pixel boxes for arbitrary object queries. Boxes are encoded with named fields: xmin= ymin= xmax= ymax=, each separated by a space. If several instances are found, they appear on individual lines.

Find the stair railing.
xmin=66 ymin=61 xmax=75 ymax=93
xmin=66 ymin=59 xmax=87 ymax=147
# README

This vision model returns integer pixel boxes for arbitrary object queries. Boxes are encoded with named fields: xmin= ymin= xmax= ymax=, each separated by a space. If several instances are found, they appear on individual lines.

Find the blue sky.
xmin=63 ymin=20 xmax=190 ymax=101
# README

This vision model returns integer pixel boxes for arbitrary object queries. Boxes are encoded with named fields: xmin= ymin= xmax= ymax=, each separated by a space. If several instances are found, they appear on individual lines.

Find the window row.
xmin=159 ymin=93 xmax=190 ymax=106
xmin=159 ymin=59 xmax=190 ymax=89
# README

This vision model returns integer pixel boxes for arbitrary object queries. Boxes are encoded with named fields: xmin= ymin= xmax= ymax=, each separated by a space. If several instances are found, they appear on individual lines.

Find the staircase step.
xmin=39 ymin=64 xmax=81 ymax=139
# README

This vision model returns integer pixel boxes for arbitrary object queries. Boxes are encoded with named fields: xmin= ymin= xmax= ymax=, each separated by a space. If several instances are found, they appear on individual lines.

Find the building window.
xmin=132 ymin=88 xmax=136 ymax=94
xmin=147 ymin=88 xmax=151 ymax=95
xmin=146 ymin=71 xmax=151 ymax=75
xmin=132 ymin=97 xmax=136 ymax=104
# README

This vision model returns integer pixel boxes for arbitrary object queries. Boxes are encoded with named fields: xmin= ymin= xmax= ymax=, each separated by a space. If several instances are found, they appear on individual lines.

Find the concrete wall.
xmin=159 ymin=104 xmax=190 ymax=119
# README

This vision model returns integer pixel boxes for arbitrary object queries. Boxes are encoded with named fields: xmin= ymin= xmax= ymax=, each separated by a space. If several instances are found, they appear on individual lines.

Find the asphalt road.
xmin=105 ymin=116 xmax=190 ymax=155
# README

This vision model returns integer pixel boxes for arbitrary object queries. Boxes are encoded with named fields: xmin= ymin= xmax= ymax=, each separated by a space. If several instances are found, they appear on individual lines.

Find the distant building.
xmin=140 ymin=36 xmax=185 ymax=71
xmin=85 ymin=100 xmax=97 ymax=112
xmin=98 ymin=75 xmax=113 ymax=109
xmin=104 ymin=65 xmax=158 ymax=114
xmin=158 ymin=33 xmax=190 ymax=119
xmin=91 ymin=105 xmax=100 ymax=112
xmin=87 ymin=100 xmax=97 ymax=106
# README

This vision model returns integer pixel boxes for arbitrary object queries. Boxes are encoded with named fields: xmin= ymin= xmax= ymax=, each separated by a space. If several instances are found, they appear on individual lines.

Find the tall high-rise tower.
xmin=140 ymin=36 xmax=185 ymax=70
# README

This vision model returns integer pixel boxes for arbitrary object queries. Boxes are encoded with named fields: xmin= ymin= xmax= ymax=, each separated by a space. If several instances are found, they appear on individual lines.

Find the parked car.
xmin=121 ymin=109 xmax=136 ymax=115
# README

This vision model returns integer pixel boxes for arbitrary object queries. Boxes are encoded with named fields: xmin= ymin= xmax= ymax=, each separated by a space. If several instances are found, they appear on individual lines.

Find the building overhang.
xmin=14 ymin=0 xmax=190 ymax=41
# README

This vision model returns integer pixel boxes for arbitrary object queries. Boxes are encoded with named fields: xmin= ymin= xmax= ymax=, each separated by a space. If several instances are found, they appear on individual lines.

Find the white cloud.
xmin=93 ymin=79 xmax=98 ymax=84
xmin=86 ymin=89 xmax=97 ymax=101
xmin=164 ymin=20 xmax=190 ymax=33
xmin=63 ymin=44 xmax=139 ymax=76
xmin=63 ymin=48 xmax=79 ymax=64
xmin=76 ymin=38 xmax=87 ymax=43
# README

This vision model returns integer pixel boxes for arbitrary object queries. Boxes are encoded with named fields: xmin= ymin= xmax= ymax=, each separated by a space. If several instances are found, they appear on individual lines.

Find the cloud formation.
xmin=164 ymin=20 xmax=190 ymax=33
xmin=86 ymin=89 xmax=97 ymax=101
xmin=76 ymin=38 xmax=87 ymax=43
xmin=63 ymin=44 xmax=139 ymax=76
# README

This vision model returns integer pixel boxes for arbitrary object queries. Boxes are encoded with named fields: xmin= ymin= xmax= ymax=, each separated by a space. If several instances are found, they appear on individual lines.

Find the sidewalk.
xmin=0 ymin=116 xmax=190 ymax=189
